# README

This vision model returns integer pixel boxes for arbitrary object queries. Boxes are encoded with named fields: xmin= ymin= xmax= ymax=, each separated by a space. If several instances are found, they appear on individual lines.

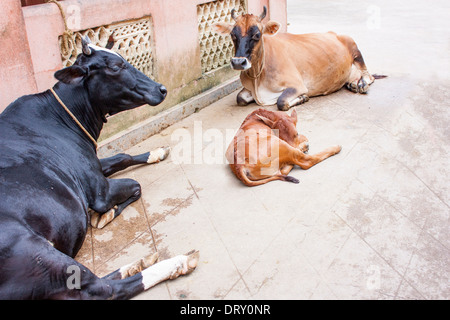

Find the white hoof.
xmin=147 ymin=146 xmax=171 ymax=164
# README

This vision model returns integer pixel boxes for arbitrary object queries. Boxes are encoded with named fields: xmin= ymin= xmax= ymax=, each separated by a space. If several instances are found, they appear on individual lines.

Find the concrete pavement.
xmin=76 ymin=0 xmax=450 ymax=299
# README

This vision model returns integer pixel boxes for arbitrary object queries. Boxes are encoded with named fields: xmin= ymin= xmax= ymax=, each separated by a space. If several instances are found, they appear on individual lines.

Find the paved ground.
xmin=76 ymin=0 xmax=449 ymax=299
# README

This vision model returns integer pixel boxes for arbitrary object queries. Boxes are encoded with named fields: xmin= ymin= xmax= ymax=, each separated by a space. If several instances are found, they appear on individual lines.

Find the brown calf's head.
xmin=213 ymin=6 xmax=281 ymax=71
xmin=256 ymin=109 xmax=306 ymax=148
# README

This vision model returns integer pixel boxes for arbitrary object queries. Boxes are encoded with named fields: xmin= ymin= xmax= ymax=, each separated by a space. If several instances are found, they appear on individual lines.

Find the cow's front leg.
xmin=90 ymin=178 xmax=141 ymax=229
xmin=100 ymin=147 xmax=170 ymax=177
xmin=277 ymin=87 xmax=309 ymax=111
xmin=236 ymin=88 xmax=255 ymax=106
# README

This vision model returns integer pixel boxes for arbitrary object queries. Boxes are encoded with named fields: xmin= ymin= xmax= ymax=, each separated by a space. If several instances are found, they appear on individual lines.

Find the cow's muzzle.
xmin=144 ymin=84 xmax=167 ymax=106
xmin=231 ymin=57 xmax=251 ymax=71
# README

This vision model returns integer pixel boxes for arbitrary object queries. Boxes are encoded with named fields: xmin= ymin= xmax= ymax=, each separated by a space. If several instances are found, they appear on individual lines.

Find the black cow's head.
xmin=54 ymin=37 xmax=167 ymax=115
xmin=213 ymin=6 xmax=281 ymax=71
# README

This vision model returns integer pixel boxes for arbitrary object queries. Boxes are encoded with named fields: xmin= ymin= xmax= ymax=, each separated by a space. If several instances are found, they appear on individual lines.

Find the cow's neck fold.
xmin=51 ymin=83 xmax=105 ymax=147
xmin=246 ymin=40 xmax=265 ymax=79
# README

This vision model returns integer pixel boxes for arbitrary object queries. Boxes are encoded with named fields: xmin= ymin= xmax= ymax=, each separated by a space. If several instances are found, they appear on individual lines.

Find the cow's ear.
xmin=263 ymin=21 xmax=281 ymax=36
xmin=256 ymin=114 xmax=275 ymax=127
xmin=213 ymin=22 xmax=233 ymax=35
xmin=290 ymin=108 xmax=297 ymax=120
xmin=105 ymin=32 xmax=115 ymax=50
xmin=54 ymin=65 xmax=88 ymax=84
xmin=290 ymin=108 xmax=298 ymax=124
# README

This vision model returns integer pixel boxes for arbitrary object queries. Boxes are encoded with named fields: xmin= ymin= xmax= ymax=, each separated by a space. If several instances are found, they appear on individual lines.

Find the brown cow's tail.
xmin=372 ymin=74 xmax=388 ymax=79
xmin=235 ymin=165 xmax=299 ymax=187
xmin=283 ymin=175 xmax=300 ymax=184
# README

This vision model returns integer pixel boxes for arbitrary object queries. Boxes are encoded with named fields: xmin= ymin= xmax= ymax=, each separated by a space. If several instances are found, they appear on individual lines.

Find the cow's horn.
xmin=258 ymin=6 xmax=267 ymax=21
xmin=82 ymin=36 xmax=92 ymax=56
xmin=231 ymin=8 xmax=238 ymax=21
xmin=106 ymin=31 xmax=115 ymax=50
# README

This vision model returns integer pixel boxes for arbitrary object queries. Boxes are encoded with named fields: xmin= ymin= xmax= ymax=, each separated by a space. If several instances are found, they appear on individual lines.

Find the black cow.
xmin=0 ymin=38 xmax=198 ymax=299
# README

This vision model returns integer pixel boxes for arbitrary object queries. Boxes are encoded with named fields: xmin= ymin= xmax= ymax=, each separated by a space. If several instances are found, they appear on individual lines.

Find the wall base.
xmin=97 ymin=76 xmax=241 ymax=158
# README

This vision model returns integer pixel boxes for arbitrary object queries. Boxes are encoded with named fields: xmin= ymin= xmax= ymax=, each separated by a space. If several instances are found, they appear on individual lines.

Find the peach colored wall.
xmin=1 ymin=0 xmax=287 ymax=114
xmin=269 ymin=0 xmax=288 ymax=32
xmin=0 ymin=0 xmax=37 ymax=111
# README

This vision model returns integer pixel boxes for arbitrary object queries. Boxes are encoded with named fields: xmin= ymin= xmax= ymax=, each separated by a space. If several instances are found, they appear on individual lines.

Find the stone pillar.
xmin=0 ymin=0 xmax=37 ymax=111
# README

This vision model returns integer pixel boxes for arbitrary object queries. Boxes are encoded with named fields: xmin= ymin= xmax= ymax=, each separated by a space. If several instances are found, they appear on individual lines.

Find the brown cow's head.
xmin=213 ymin=6 xmax=281 ymax=71
xmin=256 ymin=109 xmax=308 ymax=149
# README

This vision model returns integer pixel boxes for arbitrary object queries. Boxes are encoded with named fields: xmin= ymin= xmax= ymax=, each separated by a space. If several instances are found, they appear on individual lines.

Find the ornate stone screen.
xmin=58 ymin=16 xmax=155 ymax=80
xmin=197 ymin=0 xmax=247 ymax=73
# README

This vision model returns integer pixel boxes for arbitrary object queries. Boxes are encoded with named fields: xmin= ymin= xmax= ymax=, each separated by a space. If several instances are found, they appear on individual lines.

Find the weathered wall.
xmin=0 ymin=0 xmax=37 ymax=109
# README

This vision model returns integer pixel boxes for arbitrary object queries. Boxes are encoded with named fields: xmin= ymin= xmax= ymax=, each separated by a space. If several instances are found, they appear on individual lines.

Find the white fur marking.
xmin=147 ymin=147 xmax=169 ymax=164
xmin=117 ymin=253 xmax=159 ymax=279
xmin=254 ymin=82 xmax=282 ymax=106
xmin=289 ymin=97 xmax=301 ymax=107
xmin=141 ymin=255 xmax=187 ymax=290
xmin=118 ymin=262 xmax=135 ymax=278
xmin=88 ymin=44 xmax=122 ymax=59
xmin=240 ymin=89 xmax=254 ymax=103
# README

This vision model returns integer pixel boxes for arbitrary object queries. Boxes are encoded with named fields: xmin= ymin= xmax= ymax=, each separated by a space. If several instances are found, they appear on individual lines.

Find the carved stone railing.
xmin=197 ymin=0 xmax=246 ymax=73
xmin=58 ymin=16 xmax=155 ymax=79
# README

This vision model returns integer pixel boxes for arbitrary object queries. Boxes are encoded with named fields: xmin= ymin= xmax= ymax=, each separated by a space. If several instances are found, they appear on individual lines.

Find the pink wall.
xmin=0 ymin=0 xmax=37 ymax=110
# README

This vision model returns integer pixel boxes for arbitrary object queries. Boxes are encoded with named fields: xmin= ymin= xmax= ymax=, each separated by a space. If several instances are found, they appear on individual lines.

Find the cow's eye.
xmin=108 ymin=62 xmax=124 ymax=73
xmin=252 ymin=33 xmax=261 ymax=41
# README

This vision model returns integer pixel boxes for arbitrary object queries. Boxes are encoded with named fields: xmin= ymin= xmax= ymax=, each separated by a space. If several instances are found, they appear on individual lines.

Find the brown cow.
xmin=214 ymin=6 xmax=384 ymax=111
xmin=226 ymin=108 xmax=341 ymax=186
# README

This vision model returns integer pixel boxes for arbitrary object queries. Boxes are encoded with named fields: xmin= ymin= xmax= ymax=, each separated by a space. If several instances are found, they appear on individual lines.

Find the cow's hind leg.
xmin=290 ymin=144 xmax=342 ymax=170
xmin=346 ymin=65 xmax=373 ymax=94
xmin=0 ymin=236 xmax=115 ymax=300
xmin=339 ymin=35 xmax=374 ymax=94
xmin=90 ymin=178 xmax=142 ymax=228
xmin=16 ymin=238 xmax=198 ymax=299
xmin=107 ymin=250 xmax=199 ymax=300
xmin=103 ymin=252 xmax=159 ymax=280
xmin=100 ymin=147 xmax=170 ymax=177
xmin=277 ymin=87 xmax=309 ymax=111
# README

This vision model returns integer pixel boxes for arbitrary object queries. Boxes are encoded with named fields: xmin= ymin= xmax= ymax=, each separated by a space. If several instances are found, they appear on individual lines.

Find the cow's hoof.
xmin=346 ymin=81 xmax=358 ymax=93
xmin=300 ymin=94 xmax=309 ymax=103
xmin=184 ymin=250 xmax=200 ymax=275
xmin=277 ymin=102 xmax=291 ymax=111
xmin=169 ymin=250 xmax=200 ymax=279
xmin=278 ymin=94 xmax=309 ymax=111
xmin=347 ymin=78 xmax=369 ymax=94
xmin=299 ymin=141 xmax=309 ymax=154
xmin=90 ymin=206 xmax=117 ymax=229
xmin=357 ymin=78 xmax=369 ymax=94
xmin=147 ymin=146 xmax=171 ymax=164
xmin=120 ymin=252 xmax=159 ymax=279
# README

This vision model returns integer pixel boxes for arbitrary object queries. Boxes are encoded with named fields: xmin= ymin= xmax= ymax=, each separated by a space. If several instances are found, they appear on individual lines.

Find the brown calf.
xmin=226 ymin=108 xmax=341 ymax=186
xmin=214 ymin=7 xmax=385 ymax=111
